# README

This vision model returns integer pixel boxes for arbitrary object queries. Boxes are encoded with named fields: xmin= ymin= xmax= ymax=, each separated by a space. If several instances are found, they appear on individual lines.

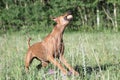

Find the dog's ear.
xmin=52 ymin=18 xmax=58 ymax=22
xmin=50 ymin=16 xmax=58 ymax=22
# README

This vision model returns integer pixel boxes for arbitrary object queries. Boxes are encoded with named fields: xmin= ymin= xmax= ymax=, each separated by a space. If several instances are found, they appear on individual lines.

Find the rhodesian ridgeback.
xmin=25 ymin=11 xmax=79 ymax=75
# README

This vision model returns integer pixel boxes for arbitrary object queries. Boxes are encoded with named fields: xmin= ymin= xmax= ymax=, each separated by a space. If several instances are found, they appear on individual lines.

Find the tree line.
xmin=0 ymin=0 xmax=120 ymax=33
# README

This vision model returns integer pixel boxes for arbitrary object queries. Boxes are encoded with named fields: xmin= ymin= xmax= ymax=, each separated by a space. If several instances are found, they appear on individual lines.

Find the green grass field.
xmin=0 ymin=32 xmax=120 ymax=80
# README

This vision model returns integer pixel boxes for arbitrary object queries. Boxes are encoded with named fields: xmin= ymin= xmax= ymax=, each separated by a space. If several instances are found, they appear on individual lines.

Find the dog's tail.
xmin=28 ymin=38 xmax=31 ymax=48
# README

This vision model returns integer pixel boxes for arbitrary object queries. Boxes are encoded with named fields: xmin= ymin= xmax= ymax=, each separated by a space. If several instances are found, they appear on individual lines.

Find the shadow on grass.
xmin=74 ymin=62 xmax=120 ymax=76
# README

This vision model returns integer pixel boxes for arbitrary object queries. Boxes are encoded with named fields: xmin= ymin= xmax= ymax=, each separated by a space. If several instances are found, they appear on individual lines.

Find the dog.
xmin=25 ymin=11 xmax=79 ymax=76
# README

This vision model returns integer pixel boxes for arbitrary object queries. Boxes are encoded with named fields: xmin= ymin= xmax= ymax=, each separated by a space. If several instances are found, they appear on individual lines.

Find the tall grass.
xmin=0 ymin=32 xmax=120 ymax=80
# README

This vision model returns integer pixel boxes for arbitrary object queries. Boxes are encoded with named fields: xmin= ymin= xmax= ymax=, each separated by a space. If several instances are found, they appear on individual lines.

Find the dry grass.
xmin=0 ymin=32 xmax=120 ymax=80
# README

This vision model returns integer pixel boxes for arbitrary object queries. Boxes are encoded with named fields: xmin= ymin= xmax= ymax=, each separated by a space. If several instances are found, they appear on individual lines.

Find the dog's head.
xmin=52 ymin=11 xmax=73 ymax=26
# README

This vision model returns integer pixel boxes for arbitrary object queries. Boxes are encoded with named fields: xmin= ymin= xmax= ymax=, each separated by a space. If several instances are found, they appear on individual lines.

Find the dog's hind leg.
xmin=25 ymin=51 xmax=34 ymax=72
xmin=36 ymin=61 xmax=48 ymax=70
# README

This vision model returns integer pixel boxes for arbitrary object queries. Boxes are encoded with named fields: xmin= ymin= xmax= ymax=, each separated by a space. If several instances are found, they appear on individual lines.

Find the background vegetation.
xmin=0 ymin=0 xmax=120 ymax=80
xmin=0 ymin=0 xmax=120 ymax=34
xmin=0 ymin=32 xmax=120 ymax=80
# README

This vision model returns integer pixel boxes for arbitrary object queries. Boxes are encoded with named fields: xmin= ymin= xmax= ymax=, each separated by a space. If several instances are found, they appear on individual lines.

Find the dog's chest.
xmin=55 ymin=36 xmax=62 ymax=49
xmin=53 ymin=36 xmax=63 ymax=56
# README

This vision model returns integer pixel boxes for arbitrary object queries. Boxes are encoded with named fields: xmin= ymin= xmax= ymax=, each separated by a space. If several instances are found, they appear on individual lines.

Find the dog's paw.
xmin=47 ymin=69 xmax=55 ymax=75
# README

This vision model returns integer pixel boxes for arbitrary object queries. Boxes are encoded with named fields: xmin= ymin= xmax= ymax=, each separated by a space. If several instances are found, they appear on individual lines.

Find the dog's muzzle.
xmin=64 ymin=15 xmax=73 ymax=21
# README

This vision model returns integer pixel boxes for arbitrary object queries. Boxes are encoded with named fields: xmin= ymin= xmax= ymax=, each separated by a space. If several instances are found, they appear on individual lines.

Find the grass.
xmin=0 ymin=31 xmax=120 ymax=80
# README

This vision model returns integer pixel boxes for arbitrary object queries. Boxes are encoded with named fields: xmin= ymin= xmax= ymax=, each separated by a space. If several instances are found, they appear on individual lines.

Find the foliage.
xmin=0 ymin=0 xmax=120 ymax=34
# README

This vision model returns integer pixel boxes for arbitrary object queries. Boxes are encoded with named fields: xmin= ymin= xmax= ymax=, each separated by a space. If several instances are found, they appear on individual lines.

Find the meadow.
xmin=0 ymin=31 xmax=120 ymax=80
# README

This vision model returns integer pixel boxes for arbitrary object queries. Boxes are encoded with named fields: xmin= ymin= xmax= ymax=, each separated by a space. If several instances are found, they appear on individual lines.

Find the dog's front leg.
xmin=48 ymin=56 xmax=67 ymax=75
xmin=60 ymin=55 xmax=79 ymax=75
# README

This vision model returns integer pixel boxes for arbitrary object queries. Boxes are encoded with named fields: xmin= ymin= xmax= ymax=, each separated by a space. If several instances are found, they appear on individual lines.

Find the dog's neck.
xmin=45 ymin=24 xmax=66 ymax=40
xmin=44 ymin=24 xmax=67 ymax=41
xmin=52 ymin=24 xmax=67 ymax=35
